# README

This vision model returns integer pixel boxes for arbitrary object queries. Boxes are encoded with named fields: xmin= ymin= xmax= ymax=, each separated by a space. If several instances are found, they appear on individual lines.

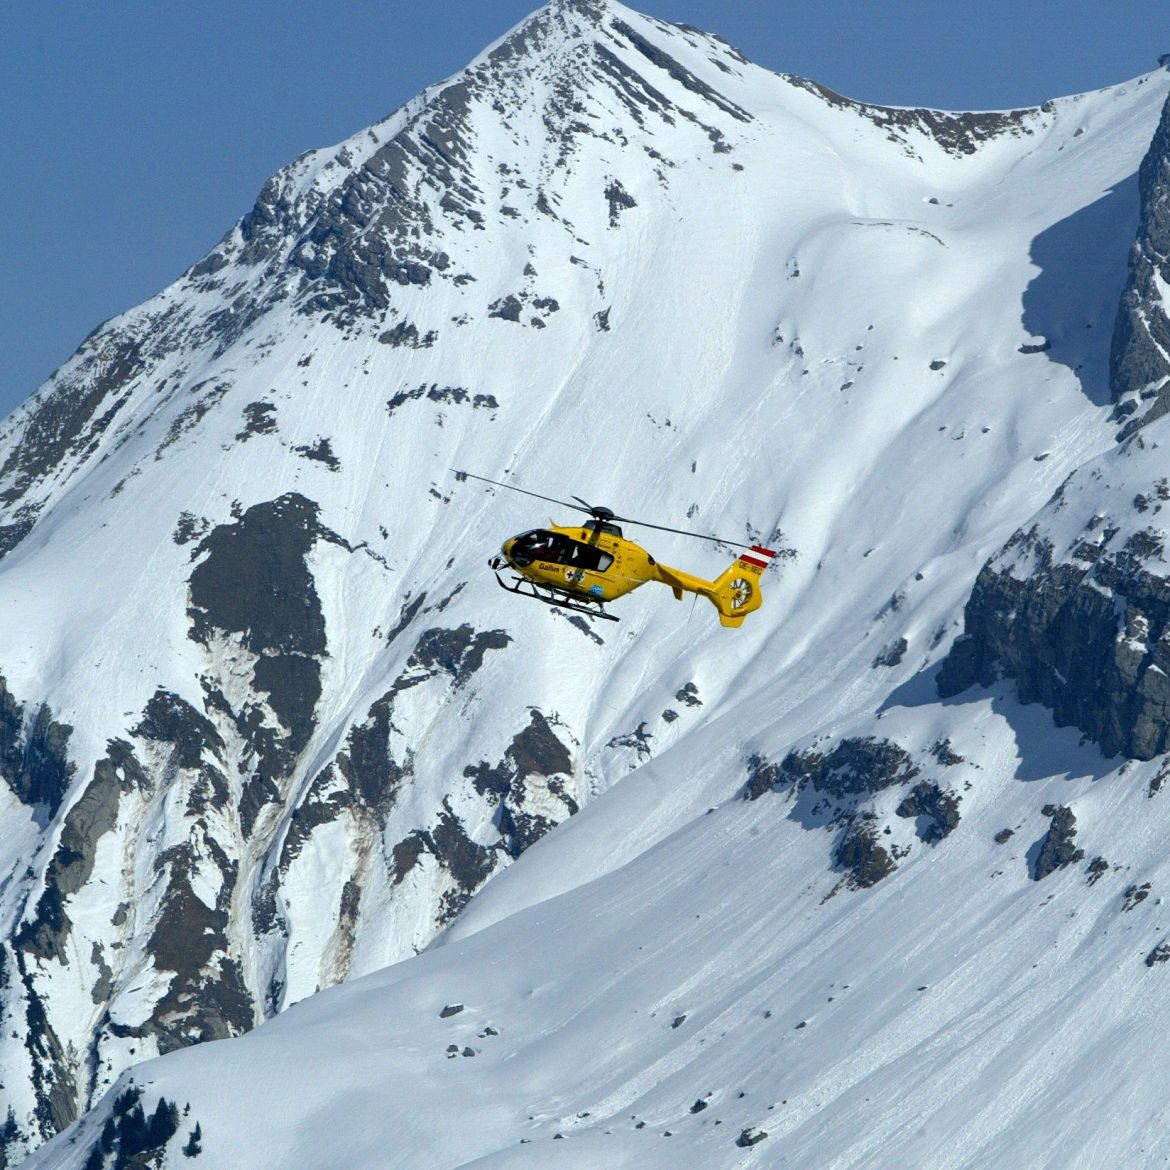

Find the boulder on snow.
xmin=1032 ymin=805 xmax=1085 ymax=880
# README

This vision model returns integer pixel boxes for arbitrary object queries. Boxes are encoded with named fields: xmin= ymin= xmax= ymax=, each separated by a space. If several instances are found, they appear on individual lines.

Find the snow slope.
xmin=5 ymin=0 xmax=1170 ymax=1165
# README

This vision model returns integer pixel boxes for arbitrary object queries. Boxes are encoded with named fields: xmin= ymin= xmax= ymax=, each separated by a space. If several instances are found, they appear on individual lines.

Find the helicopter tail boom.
xmin=654 ymin=546 xmax=774 ymax=627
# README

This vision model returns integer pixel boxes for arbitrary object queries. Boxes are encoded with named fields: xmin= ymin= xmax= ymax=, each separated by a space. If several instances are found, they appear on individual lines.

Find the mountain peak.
xmin=6 ymin=5 xmax=1170 ymax=1166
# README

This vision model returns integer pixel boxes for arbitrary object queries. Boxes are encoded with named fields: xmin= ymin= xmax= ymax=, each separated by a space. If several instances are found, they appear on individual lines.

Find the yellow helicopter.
xmin=457 ymin=472 xmax=777 ymax=627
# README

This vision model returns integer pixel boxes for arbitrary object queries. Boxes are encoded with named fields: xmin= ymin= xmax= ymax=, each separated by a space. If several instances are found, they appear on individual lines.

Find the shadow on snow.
xmin=1020 ymin=174 xmax=1140 ymax=407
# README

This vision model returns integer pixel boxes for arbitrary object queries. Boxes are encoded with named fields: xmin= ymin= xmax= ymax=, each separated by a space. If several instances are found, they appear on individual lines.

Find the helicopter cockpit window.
xmin=565 ymin=541 xmax=613 ymax=572
xmin=510 ymin=530 xmax=613 ymax=572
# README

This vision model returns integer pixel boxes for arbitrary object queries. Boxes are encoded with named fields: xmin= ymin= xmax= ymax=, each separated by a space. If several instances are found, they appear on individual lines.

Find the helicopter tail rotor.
xmin=653 ymin=545 xmax=775 ymax=628
xmin=710 ymin=545 xmax=775 ymax=626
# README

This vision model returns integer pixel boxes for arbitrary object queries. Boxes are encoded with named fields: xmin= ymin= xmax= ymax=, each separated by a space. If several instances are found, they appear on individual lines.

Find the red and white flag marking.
xmin=739 ymin=545 xmax=776 ymax=570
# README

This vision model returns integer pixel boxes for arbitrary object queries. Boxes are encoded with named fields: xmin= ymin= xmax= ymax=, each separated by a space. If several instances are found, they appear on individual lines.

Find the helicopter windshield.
xmin=509 ymin=529 xmax=613 ymax=572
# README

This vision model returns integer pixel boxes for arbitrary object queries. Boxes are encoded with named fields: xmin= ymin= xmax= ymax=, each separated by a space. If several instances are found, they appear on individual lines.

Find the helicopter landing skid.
xmin=493 ymin=572 xmax=619 ymax=622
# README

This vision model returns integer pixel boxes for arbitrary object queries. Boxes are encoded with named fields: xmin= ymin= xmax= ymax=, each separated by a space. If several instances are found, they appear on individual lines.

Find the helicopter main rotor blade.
xmin=608 ymin=513 xmax=759 ymax=548
xmin=453 ymin=471 xmax=591 ymax=516
xmin=455 ymin=471 xmax=768 ymax=551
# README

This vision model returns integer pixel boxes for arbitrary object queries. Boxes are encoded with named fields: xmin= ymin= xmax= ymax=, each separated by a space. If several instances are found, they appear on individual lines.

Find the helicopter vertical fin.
xmin=654 ymin=545 xmax=774 ymax=627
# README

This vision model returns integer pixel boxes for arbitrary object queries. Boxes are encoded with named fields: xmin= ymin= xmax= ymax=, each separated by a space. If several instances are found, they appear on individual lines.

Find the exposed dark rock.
xmin=188 ymin=495 xmax=330 ymax=802
xmin=509 ymin=709 xmax=573 ymax=779
xmin=155 ymin=380 xmax=233 ymax=461
xmin=607 ymin=721 xmax=653 ymax=760
xmin=133 ymin=691 xmax=224 ymax=771
xmin=937 ymin=515 xmax=1170 ymax=759
xmin=426 ymin=801 xmax=498 ymax=923
xmin=0 ymin=515 xmax=37 ymax=561
xmin=788 ymin=76 xmax=1038 ymax=157
xmin=238 ymin=772 xmax=281 ymax=839
xmin=292 ymin=437 xmax=340 ymax=470
xmin=872 ymin=637 xmax=908 ymax=668
xmin=604 ymin=179 xmax=638 ymax=226
xmin=1123 ymin=882 xmax=1152 ymax=911
xmin=488 ymin=295 xmax=523 ymax=322
xmin=386 ymin=384 xmax=498 ymax=414
xmin=1149 ymin=758 xmax=1170 ymax=797
xmin=0 ymin=335 xmax=143 ymax=506
xmin=895 ymin=781 xmax=961 ymax=844
xmin=994 ymin=828 xmax=1015 ymax=844
xmin=336 ymin=694 xmax=407 ymax=819
xmin=930 ymin=738 xmax=965 ymax=766
xmin=15 ymin=742 xmax=139 ymax=963
xmin=1086 ymin=856 xmax=1110 ymax=885
xmin=278 ymin=766 xmax=353 ymax=873
xmin=742 ymin=753 xmax=782 ymax=801
xmin=408 ymin=625 xmax=512 ymax=685
xmin=146 ymin=840 xmax=253 ymax=1053
xmin=610 ymin=19 xmax=752 ymax=124
xmin=781 ymin=737 xmax=919 ymax=800
xmin=834 ymin=818 xmax=897 ymax=887
xmin=0 ymin=676 xmax=75 ymax=816
xmin=251 ymin=653 xmax=321 ymax=756
xmin=1033 ymin=805 xmax=1085 ymax=880
xmin=377 ymin=321 xmax=437 ymax=348
xmin=1111 ymin=94 xmax=1170 ymax=433
xmin=235 ymin=401 xmax=277 ymax=441
xmin=173 ymin=512 xmax=209 ymax=546
xmin=675 ymin=682 xmax=701 ymax=707
xmin=440 ymin=1003 xmax=464 ymax=1018
xmin=11 ymin=945 xmax=77 ymax=1140
xmin=1146 ymin=940 xmax=1170 ymax=967
xmin=736 ymin=1127 xmax=768 ymax=1148
xmin=465 ymin=710 xmax=576 ymax=857
xmin=188 ymin=494 xmax=328 ymax=657
xmin=391 ymin=835 xmax=425 ymax=884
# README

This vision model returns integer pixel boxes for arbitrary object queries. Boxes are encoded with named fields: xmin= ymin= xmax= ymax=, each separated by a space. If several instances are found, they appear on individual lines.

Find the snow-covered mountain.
xmin=6 ymin=1 xmax=1170 ymax=1165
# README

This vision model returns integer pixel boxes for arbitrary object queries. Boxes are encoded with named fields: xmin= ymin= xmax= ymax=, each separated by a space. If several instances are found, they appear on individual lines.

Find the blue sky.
xmin=1 ymin=0 xmax=1165 ymax=419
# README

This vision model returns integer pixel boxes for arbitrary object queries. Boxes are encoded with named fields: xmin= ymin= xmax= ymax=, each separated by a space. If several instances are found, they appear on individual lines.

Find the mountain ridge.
xmin=3 ymin=2 xmax=1170 ymax=1165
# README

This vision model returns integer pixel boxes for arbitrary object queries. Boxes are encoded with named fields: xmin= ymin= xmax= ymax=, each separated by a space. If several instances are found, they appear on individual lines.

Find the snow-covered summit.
xmin=4 ymin=3 xmax=1170 ymax=1166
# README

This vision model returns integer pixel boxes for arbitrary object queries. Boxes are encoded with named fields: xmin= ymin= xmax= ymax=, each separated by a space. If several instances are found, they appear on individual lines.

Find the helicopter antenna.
xmin=453 ymin=470 xmax=773 ymax=553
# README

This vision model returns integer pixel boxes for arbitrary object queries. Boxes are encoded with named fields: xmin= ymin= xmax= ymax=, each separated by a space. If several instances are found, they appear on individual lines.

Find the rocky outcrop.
xmin=785 ymin=76 xmax=1042 ymax=158
xmin=780 ymin=736 xmax=920 ymax=799
xmin=895 ymin=781 xmax=961 ymax=844
xmin=0 ymin=677 xmax=75 ymax=817
xmin=1033 ymin=805 xmax=1085 ymax=880
xmin=747 ymin=738 xmax=929 ymax=889
xmin=188 ymin=494 xmax=335 ymax=833
xmin=1111 ymin=94 xmax=1170 ymax=436
xmin=834 ymin=818 xmax=897 ymax=888
xmin=938 ymin=496 xmax=1170 ymax=759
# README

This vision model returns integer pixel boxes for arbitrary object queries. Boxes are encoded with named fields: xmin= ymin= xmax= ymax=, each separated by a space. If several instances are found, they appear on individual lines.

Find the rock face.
xmin=938 ymin=96 xmax=1170 ymax=760
xmin=1033 ymin=805 xmax=1085 ymax=879
xmin=938 ymin=445 xmax=1170 ymax=759
xmin=1111 ymin=94 xmax=1170 ymax=437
